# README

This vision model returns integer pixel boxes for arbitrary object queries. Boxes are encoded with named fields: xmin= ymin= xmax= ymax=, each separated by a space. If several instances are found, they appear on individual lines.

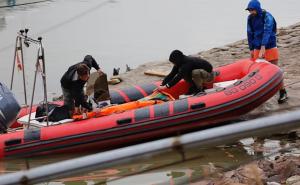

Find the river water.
xmin=1 ymin=0 xmax=300 ymax=102
xmin=1 ymin=0 xmax=300 ymax=184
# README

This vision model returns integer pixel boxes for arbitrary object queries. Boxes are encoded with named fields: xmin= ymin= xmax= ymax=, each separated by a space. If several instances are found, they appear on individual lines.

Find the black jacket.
xmin=60 ymin=55 xmax=100 ymax=108
xmin=162 ymin=55 xmax=212 ymax=88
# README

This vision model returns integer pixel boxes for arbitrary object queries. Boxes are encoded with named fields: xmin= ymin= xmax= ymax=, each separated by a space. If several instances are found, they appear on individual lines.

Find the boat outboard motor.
xmin=0 ymin=82 xmax=21 ymax=133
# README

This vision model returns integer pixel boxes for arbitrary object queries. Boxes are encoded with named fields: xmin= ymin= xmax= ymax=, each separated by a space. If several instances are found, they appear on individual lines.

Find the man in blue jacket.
xmin=246 ymin=0 xmax=287 ymax=104
xmin=61 ymin=55 xmax=104 ymax=115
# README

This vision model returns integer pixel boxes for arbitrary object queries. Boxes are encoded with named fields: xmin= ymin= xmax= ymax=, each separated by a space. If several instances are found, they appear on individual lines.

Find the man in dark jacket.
xmin=246 ymin=0 xmax=287 ymax=103
xmin=159 ymin=50 xmax=213 ymax=95
xmin=61 ymin=55 xmax=103 ymax=114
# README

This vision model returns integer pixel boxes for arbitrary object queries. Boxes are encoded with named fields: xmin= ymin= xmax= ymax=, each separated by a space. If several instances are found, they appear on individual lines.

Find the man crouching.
xmin=61 ymin=55 xmax=103 ymax=115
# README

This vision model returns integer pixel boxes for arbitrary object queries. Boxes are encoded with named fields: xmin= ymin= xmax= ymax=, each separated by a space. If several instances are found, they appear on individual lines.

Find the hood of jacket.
xmin=246 ymin=0 xmax=263 ymax=15
xmin=83 ymin=55 xmax=95 ymax=64
xmin=169 ymin=50 xmax=185 ymax=66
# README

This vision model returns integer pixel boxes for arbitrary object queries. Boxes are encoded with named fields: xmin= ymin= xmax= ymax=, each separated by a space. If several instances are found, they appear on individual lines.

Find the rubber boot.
xmin=278 ymin=89 xmax=288 ymax=104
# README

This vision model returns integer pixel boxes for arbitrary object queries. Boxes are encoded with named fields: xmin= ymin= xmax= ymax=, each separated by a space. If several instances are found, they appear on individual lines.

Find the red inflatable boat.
xmin=0 ymin=59 xmax=283 ymax=158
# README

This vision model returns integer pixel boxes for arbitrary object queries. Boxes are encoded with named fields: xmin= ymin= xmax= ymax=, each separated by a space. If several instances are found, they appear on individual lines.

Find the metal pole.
xmin=0 ymin=109 xmax=300 ymax=185
xmin=27 ymin=45 xmax=48 ymax=128
xmin=19 ymin=37 xmax=28 ymax=106
xmin=27 ymin=49 xmax=40 ymax=128
xmin=10 ymin=37 xmax=18 ymax=90
xmin=10 ymin=29 xmax=42 ymax=106
xmin=39 ymin=38 xmax=49 ymax=126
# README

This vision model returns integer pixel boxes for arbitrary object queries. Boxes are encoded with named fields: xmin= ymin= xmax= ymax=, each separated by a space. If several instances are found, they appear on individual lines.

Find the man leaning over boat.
xmin=158 ymin=50 xmax=214 ymax=95
xmin=60 ymin=55 xmax=104 ymax=116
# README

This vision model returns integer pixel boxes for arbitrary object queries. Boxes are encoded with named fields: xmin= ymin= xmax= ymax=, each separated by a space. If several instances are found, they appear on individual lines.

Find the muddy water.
xmin=0 ymin=134 xmax=299 ymax=184
xmin=1 ymin=0 xmax=300 ymax=102
xmin=0 ymin=145 xmax=254 ymax=184
xmin=1 ymin=0 xmax=300 ymax=184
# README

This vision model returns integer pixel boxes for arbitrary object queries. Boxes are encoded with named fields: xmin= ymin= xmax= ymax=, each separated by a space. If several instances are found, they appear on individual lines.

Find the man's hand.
xmin=82 ymin=107 xmax=88 ymax=113
xmin=157 ymin=85 xmax=167 ymax=91
xmin=74 ymin=107 xmax=81 ymax=115
xmin=259 ymin=46 xmax=266 ymax=59
xmin=98 ymin=69 xmax=104 ymax=76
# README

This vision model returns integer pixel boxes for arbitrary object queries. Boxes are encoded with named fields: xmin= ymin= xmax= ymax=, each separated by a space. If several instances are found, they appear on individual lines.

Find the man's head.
xmin=77 ymin=63 xmax=90 ymax=81
xmin=246 ymin=0 xmax=262 ymax=16
xmin=169 ymin=50 xmax=184 ymax=66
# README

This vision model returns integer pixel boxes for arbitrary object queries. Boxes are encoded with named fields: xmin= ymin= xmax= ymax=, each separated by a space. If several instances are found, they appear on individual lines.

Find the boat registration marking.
xmin=224 ymin=74 xmax=263 ymax=96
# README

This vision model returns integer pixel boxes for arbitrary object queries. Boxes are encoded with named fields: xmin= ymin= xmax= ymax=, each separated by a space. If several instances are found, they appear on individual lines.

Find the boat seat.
xmin=179 ymin=79 xmax=238 ymax=99
xmin=213 ymin=79 xmax=238 ymax=88
xmin=17 ymin=112 xmax=74 ymax=128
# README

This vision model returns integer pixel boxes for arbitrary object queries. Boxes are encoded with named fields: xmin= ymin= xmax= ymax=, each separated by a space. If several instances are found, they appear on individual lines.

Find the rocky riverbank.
xmin=110 ymin=22 xmax=300 ymax=185
xmin=111 ymin=22 xmax=300 ymax=115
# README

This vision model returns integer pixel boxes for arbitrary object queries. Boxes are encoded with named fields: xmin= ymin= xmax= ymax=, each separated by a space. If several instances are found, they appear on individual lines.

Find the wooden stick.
xmin=144 ymin=70 xmax=168 ymax=77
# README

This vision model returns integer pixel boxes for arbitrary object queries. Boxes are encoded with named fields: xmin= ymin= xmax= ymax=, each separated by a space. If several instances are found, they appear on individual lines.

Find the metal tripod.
xmin=10 ymin=29 xmax=49 ymax=127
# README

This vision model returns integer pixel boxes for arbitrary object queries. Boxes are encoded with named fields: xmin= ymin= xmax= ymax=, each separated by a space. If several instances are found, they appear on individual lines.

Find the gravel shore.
xmin=111 ymin=22 xmax=300 ymax=116
xmin=110 ymin=22 xmax=300 ymax=184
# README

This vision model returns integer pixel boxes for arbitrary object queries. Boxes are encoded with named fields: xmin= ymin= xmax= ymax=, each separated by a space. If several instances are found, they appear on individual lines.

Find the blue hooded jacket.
xmin=246 ymin=0 xmax=277 ymax=50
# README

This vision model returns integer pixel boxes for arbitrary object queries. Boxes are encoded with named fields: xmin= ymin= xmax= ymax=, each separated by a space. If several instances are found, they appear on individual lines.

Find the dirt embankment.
xmin=110 ymin=22 xmax=300 ymax=185
xmin=111 ymin=22 xmax=300 ymax=116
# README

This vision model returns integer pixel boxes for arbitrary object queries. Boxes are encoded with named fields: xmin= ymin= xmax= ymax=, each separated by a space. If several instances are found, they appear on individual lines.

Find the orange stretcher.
xmin=72 ymin=99 xmax=164 ymax=121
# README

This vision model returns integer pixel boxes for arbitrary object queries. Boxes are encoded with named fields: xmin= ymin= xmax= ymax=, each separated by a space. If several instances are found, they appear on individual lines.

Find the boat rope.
xmin=0 ymin=0 xmax=52 ymax=9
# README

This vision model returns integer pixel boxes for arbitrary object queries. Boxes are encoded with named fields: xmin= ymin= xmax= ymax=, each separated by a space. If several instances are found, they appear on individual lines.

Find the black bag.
xmin=48 ymin=105 xmax=70 ymax=122
xmin=35 ymin=103 xmax=70 ymax=122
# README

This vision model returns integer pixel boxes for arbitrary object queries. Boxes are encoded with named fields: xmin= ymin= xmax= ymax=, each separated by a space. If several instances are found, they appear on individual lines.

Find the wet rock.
xmin=279 ymin=34 xmax=293 ymax=40
xmin=216 ymin=46 xmax=231 ymax=51
xmin=262 ymin=156 xmax=300 ymax=184
xmin=267 ymin=182 xmax=281 ymax=185
xmin=268 ymin=175 xmax=282 ymax=183
xmin=115 ymin=23 xmax=300 ymax=185
xmin=287 ymin=175 xmax=300 ymax=185
xmin=290 ymin=31 xmax=300 ymax=37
